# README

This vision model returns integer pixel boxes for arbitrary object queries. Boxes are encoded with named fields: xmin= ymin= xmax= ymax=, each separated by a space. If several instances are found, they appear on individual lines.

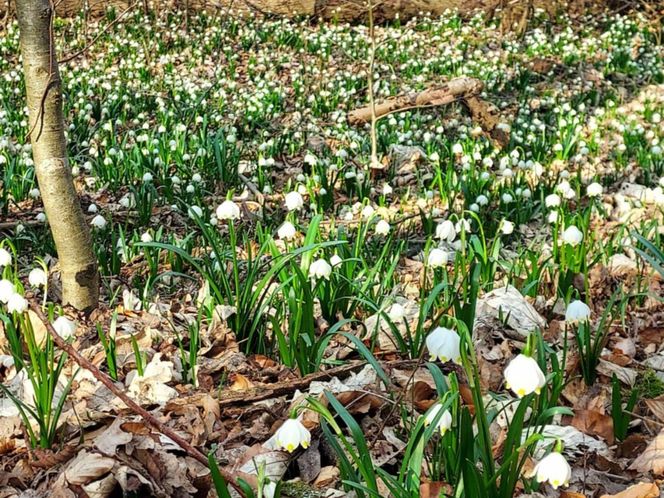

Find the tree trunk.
xmin=16 ymin=0 xmax=99 ymax=311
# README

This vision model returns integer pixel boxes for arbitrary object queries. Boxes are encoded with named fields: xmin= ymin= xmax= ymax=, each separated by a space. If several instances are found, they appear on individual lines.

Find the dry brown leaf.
xmin=420 ymin=482 xmax=453 ymax=498
xmin=228 ymin=372 xmax=254 ymax=391
xmin=313 ymin=466 xmax=339 ymax=487
xmin=0 ymin=438 xmax=15 ymax=455
xmin=600 ymin=482 xmax=660 ymax=498
xmin=571 ymin=409 xmax=615 ymax=445
xmin=629 ymin=429 xmax=664 ymax=475
xmin=561 ymin=492 xmax=586 ymax=498
xmin=645 ymin=397 xmax=664 ymax=424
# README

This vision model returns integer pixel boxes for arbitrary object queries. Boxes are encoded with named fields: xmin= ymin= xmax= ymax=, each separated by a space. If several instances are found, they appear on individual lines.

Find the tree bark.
xmin=16 ymin=0 xmax=99 ymax=311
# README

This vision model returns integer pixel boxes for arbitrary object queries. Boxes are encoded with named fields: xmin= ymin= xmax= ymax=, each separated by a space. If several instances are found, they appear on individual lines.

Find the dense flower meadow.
xmin=0 ymin=5 xmax=663 ymax=498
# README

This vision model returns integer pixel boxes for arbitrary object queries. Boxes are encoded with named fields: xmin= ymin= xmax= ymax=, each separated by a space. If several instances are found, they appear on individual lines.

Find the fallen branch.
xmin=348 ymin=77 xmax=510 ymax=147
xmin=28 ymin=302 xmax=249 ymax=494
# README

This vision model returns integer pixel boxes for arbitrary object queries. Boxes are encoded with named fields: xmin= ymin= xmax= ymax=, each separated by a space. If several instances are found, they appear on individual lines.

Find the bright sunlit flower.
xmin=277 ymin=221 xmax=297 ymax=240
xmin=565 ymin=300 xmax=591 ymax=323
xmin=499 ymin=220 xmax=514 ymax=235
xmin=275 ymin=418 xmax=311 ymax=453
xmin=52 ymin=316 xmax=77 ymax=339
xmin=7 ymin=293 xmax=28 ymax=314
xmin=504 ymin=354 xmax=545 ymax=397
xmin=561 ymin=226 xmax=583 ymax=246
xmin=545 ymin=194 xmax=561 ymax=208
xmin=285 ymin=191 xmax=304 ymax=211
xmin=216 ymin=200 xmax=240 ymax=221
xmin=28 ymin=268 xmax=47 ymax=287
xmin=534 ymin=451 xmax=572 ymax=489
xmin=0 ymin=248 xmax=12 ymax=267
xmin=586 ymin=182 xmax=603 ymax=197
xmin=435 ymin=220 xmax=456 ymax=242
xmin=424 ymin=403 xmax=453 ymax=435
xmin=375 ymin=219 xmax=390 ymax=235
xmin=427 ymin=248 xmax=448 ymax=268
xmin=426 ymin=327 xmax=461 ymax=363
xmin=309 ymin=259 xmax=332 ymax=280
xmin=0 ymin=279 xmax=15 ymax=303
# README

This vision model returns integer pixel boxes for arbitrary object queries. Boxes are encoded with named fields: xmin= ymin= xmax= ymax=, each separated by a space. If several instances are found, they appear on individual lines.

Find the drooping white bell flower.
xmin=0 ymin=279 xmax=15 ymax=303
xmin=90 ymin=214 xmax=107 ymax=230
xmin=435 ymin=220 xmax=456 ymax=242
xmin=28 ymin=268 xmax=47 ymax=287
xmin=275 ymin=418 xmax=311 ymax=453
xmin=388 ymin=303 xmax=405 ymax=321
xmin=285 ymin=191 xmax=304 ymax=211
xmin=52 ymin=316 xmax=77 ymax=339
xmin=424 ymin=403 xmax=453 ymax=435
xmin=216 ymin=200 xmax=240 ymax=221
xmin=503 ymin=354 xmax=546 ymax=397
xmin=141 ymin=232 xmax=153 ymax=243
xmin=308 ymin=259 xmax=332 ymax=280
xmin=0 ymin=248 xmax=12 ymax=267
xmin=499 ymin=220 xmax=514 ymax=235
xmin=586 ymin=182 xmax=603 ymax=197
xmin=545 ymin=194 xmax=561 ymax=208
xmin=427 ymin=248 xmax=448 ymax=268
xmin=565 ymin=300 xmax=591 ymax=323
xmin=375 ymin=220 xmax=390 ymax=236
xmin=534 ymin=451 xmax=572 ymax=489
xmin=361 ymin=205 xmax=375 ymax=220
xmin=425 ymin=327 xmax=461 ymax=363
xmin=6 ymin=293 xmax=28 ymax=314
xmin=561 ymin=226 xmax=583 ymax=246
xmin=277 ymin=221 xmax=297 ymax=240
xmin=330 ymin=254 xmax=343 ymax=267
xmin=188 ymin=205 xmax=203 ymax=219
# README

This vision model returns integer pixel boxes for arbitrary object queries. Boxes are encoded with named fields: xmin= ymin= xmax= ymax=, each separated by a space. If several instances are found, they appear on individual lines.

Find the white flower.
xmin=382 ymin=183 xmax=393 ymax=195
xmin=28 ymin=268 xmax=47 ymax=287
xmin=435 ymin=220 xmax=456 ymax=242
xmin=587 ymin=182 xmax=603 ymax=197
xmin=565 ymin=300 xmax=591 ymax=323
xmin=424 ymin=404 xmax=453 ymax=435
xmin=216 ymin=200 xmax=240 ymax=221
xmin=285 ymin=191 xmax=304 ymax=211
xmin=548 ymin=211 xmax=559 ymax=224
xmin=504 ymin=354 xmax=545 ymax=397
xmin=545 ymin=194 xmax=561 ymax=208
xmin=87 ymin=204 xmax=98 ymax=214
xmin=361 ymin=205 xmax=375 ymax=220
xmin=561 ymin=226 xmax=583 ymax=246
xmin=309 ymin=259 xmax=332 ymax=280
xmin=0 ymin=279 xmax=15 ymax=303
xmin=277 ymin=221 xmax=297 ymax=240
xmin=52 ymin=316 xmax=77 ymax=339
xmin=375 ymin=220 xmax=390 ymax=235
xmin=142 ymin=172 xmax=153 ymax=182
xmin=425 ymin=327 xmax=461 ymax=363
xmin=388 ymin=303 xmax=405 ymax=321
xmin=534 ymin=452 xmax=572 ymax=489
xmin=275 ymin=418 xmax=311 ymax=453
xmin=499 ymin=220 xmax=514 ymax=235
xmin=330 ymin=254 xmax=343 ymax=267
xmin=0 ymin=248 xmax=12 ymax=267
xmin=7 ymin=293 xmax=28 ymax=314
xmin=427 ymin=248 xmax=448 ymax=268
xmin=141 ymin=232 xmax=153 ymax=243
xmin=90 ymin=215 xmax=107 ymax=230
xmin=452 ymin=143 xmax=463 ymax=155
xmin=188 ymin=205 xmax=203 ymax=219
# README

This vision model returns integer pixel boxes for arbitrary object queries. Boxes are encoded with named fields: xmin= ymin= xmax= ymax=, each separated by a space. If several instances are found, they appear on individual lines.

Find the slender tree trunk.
xmin=16 ymin=0 xmax=99 ymax=311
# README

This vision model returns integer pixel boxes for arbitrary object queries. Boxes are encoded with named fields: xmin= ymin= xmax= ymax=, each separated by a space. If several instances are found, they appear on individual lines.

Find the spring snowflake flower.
xmin=382 ymin=183 xmax=393 ymax=196
xmin=499 ymin=220 xmax=514 ymax=235
xmin=29 ymin=188 xmax=40 ymax=199
xmin=561 ymin=226 xmax=583 ymax=246
xmin=586 ymin=182 xmax=603 ymax=197
xmin=53 ymin=316 xmax=77 ymax=339
xmin=90 ymin=215 xmax=107 ymax=230
xmin=565 ymin=300 xmax=591 ymax=323
xmin=424 ymin=404 xmax=453 ymax=435
xmin=435 ymin=220 xmax=456 ymax=242
xmin=427 ymin=248 xmax=448 ymax=268
xmin=388 ymin=303 xmax=405 ymax=321
xmin=277 ymin=221 xmax=297 ymax=240
xmin=142 ymin=172 xmax=153 ymax=182
xmin=7 ymin=293 xmax=28 ymax=314
xmin=285 ymin=191 xmax=304 ymax=211
xmin=534 ymin=451 xmax=572 ymax=489
xmin=309 ymin=259 xmax=332 ymax=280
xmin=0 ymin=248 xmax=12 ymax=267
xmin=361 ymin=205 xmax=375 ymax=220
xmin=330 ymin=254 xmax=343 ymax=267
xmin=375 ymin=220 xmax=390 ymax=236
xmin=141 ymin=232 xmax=153 ymax=243
xmin=0 ymin=279 xmax=15 ymax=303
xmin=28 ymin=268 xmax=47 ymax=287
xmin=504 ymin=354 xmax=545 ymax=397
xmin=216 ymin=200 xmax=240 ymax=221
xmin=545 ymin=194 xmax=561 ymax=208
xmin=425 ymin=327 xmax=461 ymax=363
xmin=452 ymin=143 xmax=463 ymax=155
xmin=275 ymin=418 xmax=311 ymax=453
xmin=188 ymin=206 xmax=203 ymax=219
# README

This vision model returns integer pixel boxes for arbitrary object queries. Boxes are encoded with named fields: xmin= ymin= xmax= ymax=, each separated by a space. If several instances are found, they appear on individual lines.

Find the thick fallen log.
xmin=347 ymin=76 xmax=510 ymax=146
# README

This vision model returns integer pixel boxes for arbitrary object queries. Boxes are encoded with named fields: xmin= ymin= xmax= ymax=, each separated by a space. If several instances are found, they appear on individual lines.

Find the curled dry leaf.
xmin=629 ymin=429 xmax=664 ymax=475
xmin=475 ymin=285 xmax=546 ymax=338
xmin=571 ymin=409 xmax=615 ymax=445
xmin=600 ymin=482 xmax=661 ymax=498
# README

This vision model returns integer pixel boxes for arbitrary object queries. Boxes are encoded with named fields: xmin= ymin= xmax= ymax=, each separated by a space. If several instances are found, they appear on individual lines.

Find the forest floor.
xmin=0 ymin=3 xmax=664 ymax=498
